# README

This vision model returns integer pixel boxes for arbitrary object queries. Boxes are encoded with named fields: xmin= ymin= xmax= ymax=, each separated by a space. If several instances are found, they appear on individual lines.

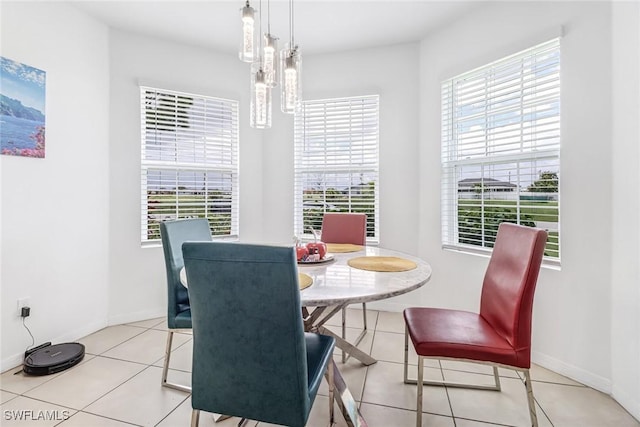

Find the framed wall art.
xmin=1 ymin=56 xmax=46 ymax=158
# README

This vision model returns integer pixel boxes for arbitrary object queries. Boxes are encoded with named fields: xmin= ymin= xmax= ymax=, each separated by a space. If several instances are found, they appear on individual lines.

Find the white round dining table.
xmin=297 ymin=246 xmax=432 ymax=366
xmin=179 ymin=245 xmax=432 ymax=366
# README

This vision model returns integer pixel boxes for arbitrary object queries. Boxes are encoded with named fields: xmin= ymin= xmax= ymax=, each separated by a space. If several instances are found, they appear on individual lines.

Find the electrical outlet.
xmin=17 ymin=297 xmax=31 ymax=317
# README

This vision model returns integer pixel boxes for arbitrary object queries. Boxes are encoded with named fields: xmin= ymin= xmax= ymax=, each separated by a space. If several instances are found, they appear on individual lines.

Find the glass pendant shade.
xmin=239 ymin=2 xmax=256 ymax=63
xmin=263 ymin=34 xmax=278 ymax=88
xmin=250 ymin=63 xmax=272 ymax=129
xmin=280 ymin=45 xmax=302 ymax=114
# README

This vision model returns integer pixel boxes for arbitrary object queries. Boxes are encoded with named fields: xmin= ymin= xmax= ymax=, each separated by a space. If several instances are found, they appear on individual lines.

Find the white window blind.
xmin=441 ymin=38 xmax=561 ymax=263
xmin=294 ymin=95 xmax=379 ymax=242
xmin=140 ymin=86 xmax=239 ymax=244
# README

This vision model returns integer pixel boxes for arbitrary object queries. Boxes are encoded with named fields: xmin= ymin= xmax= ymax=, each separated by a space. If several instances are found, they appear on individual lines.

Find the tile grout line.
xmin=55 ymin=410 xmax=144 ymax=427
xmin=438 ymin=359 xmax=458 ymax=425
xmin=83 ymin=326 xmax=149 ymax=358
xmin=152 ymin=394 xmax=191 ymax=427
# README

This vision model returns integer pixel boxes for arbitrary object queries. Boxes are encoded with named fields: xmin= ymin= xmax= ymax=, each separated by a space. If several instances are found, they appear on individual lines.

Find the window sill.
xmin=141 ymin=235 xmax=239 ymax=249
xmin=442 ymin=244 xmax=561 ymax=271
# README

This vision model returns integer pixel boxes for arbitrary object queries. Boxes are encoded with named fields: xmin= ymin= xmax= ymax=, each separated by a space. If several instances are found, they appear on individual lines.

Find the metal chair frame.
xmin=161 ymin=329 xmax=191 ymax=393
xmin=403 ymin=326 xmax=538 ymax=427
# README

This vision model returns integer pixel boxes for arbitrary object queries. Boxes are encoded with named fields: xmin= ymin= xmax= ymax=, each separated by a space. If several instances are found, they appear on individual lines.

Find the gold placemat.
xmin=298 ymin=273 xmax=313 ymax=290
xmin=347 ymin=256 xmax=417 ymax=272
xmin=326 ymin=243 xmax=364 ymax=253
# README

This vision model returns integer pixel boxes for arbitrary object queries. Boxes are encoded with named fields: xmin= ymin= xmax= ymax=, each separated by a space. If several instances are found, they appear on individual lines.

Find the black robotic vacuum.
xmin=23 ymin=342 xmax=85 ymax=376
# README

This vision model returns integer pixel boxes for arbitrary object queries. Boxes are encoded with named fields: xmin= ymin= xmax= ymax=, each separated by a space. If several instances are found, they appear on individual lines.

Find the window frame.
xmin=140 ymin=86 xmax=240 ymax=245
xmin=293 ymin=94 xmax=380 ymax=243
xmin=440 ymin=38 xmax=561 ymax=266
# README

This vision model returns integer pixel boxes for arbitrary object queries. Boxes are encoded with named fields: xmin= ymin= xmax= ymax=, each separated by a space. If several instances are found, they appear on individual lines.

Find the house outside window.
xmin=140 ymin=86 xmax=239 ymax=244
xmin=441 ymin=38 xmax=561 ymax=263
xmin=294 ymin=95 xmax=380 ymax=242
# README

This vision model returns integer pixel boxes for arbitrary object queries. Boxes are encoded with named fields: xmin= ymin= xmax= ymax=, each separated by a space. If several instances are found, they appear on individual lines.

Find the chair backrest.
xmin=182 ymin=242 xmax=311 ymax=427
xmin=320 ymin=212 xmax=367 ymax=245
xmin=479 ymin=222 xmax=547 ymax=368
xmin=159 ymin=219 xmax=211 ymax=328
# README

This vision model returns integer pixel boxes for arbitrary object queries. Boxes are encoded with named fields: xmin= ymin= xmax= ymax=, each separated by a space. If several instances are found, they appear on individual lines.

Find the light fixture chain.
xmin=258 ymin=0 xmax=263 ymax=64
xmin=289 ymin=0 xmax=293 ymax=46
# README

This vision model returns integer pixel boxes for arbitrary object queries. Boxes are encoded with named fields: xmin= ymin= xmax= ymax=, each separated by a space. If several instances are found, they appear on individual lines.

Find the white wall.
xmin=418 ymin=1 xmax=615 ymax=394
xmin=107 ymin=30 xmax=264 ymax=324
xmin=0 ymin=2 xmax=110 ymax=370
xmin=611 ymin=1 xmax=640 ymax=420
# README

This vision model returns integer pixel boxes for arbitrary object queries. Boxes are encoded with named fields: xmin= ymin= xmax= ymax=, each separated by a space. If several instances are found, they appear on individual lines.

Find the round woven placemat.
xmin=347 ymin=256 xmax=417 ymax=272
xmin=298 ymin=273 xmax=313 ymax=290
xmin=326 ymin=243 xmax=364 ymax=253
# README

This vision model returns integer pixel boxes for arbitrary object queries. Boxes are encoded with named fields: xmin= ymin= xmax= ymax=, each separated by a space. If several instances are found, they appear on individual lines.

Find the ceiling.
xmin=69 ymin=1 xmax=480 ymax=55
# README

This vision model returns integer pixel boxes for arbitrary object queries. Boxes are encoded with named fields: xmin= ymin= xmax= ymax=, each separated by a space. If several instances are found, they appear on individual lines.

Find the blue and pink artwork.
xmin=1 ymin=57 xmax=46 ymax=158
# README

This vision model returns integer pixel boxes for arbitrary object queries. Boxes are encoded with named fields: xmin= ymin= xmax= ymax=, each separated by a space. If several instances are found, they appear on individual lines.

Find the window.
xmin=441 ymin=38 xmax=560 ymax=263
xmin=140 ymin=87 xmax=239 ymax=244
xmin=294 ymin=95 xmax=379 ymax=242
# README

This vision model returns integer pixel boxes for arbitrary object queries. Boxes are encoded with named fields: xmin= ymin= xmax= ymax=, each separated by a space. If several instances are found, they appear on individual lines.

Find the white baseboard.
xmin=107 ymin=307 xmax=165 ymax=327
xmin=1 ymin=309 xmax=165 ymax=373
xmin=529 ymin=350 xmax=611 ymax=393
xmin=611 ymin=384 xmax=640 ymax=422
xmin=0 ymin=318 xmax=107 ymax=373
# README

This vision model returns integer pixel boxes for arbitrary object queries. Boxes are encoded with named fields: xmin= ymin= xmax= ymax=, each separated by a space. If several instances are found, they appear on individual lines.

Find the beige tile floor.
xmin=1 ymin=309 xmax=638 ymax=427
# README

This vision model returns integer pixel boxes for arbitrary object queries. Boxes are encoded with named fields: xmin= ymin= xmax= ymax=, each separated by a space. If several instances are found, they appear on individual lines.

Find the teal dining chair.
xmin=159 ymin=218 xmax=211 ymax=392
xmin=182 ymin=242 xmax=337 ymax=427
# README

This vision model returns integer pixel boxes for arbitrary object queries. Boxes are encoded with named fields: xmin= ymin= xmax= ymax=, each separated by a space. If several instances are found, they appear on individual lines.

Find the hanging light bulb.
xmin=280 ymin=44 xmax=301 ymax=114
xmin=239 ymin=1 xmax=255 ymax=63
xmin=280 ymin=0 xmax=302 ymax=114
xmin=250 ymin=63 xmax=272 ymax=128
xmin=263 ymin=34 xmax=278 ymax=87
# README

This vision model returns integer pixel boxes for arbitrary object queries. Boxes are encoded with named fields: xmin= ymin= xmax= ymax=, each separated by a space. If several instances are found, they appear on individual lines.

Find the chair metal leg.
xmin=404 ymin=325 xmax=410 ymax=384
xmin=190 ymin=409 xmax=200 ymax=427
xmin=341 ymin=307 xmax=347 ymax=363
xmin=162 ymin=330 xmax=191 ymax=393
xmin=524 ymin=370 xmax=539 ymax=427
xmin=327 ymin=358 xmax=335 ymax=425
xmin=361 ymin=303 xmax=368 ymax=331
xmin=416 ymin=355 xmax=424 ymax=427
xmin=342 ymin=305 xmax=369 ymax=363
xmin=492 ymin=366 xmax=502 ymax=391
xmin=161 ymin=330 xmax=173 ymax=386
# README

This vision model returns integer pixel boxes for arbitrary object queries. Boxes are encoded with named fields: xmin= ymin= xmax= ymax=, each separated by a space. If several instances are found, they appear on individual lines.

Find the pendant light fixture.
xmin=280 ymin=0 xmax=302 ymax=114
xmin=239 ymin=1 xmax=256 ymax=62
xmin=249 ymin=0 xmax=272 ymax=128
xmin=250 ymin=63 xmax=272 ymax=128
xmin=239 ymin=0 xmax=301 ymax=126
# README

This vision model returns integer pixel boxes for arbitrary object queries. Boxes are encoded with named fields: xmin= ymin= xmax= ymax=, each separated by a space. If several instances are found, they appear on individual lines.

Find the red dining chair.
xmin=321 ymin=213 xmax=368 ymax=362
xmin=404 ymin=223 xmax=547 ymax=427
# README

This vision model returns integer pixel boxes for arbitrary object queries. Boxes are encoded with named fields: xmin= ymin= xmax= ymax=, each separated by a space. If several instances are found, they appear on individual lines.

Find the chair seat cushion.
xmin=404 ymin=307 xmax=527 ymax=368
xmin=171 ymin=309 xmax=192 ymax=330
xmin=305 ymin=333 xmax=335 ymax=404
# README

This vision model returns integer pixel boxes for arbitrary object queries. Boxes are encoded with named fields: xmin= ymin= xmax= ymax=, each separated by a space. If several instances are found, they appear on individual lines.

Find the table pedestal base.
xmin=330 ymin=359 xmax=369 ymax=427
xmin=303 ymin=305 xmax=378 ymax=366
